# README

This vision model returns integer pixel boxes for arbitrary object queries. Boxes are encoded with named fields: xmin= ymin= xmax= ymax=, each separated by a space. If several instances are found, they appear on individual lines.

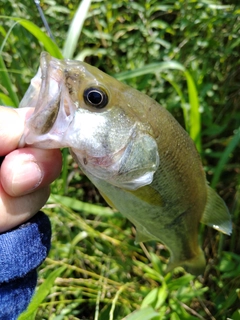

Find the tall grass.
xmin=1 ymin=0 xmax=239 ymax=319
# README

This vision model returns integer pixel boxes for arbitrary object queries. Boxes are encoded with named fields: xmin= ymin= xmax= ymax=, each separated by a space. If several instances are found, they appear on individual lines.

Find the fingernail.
xmin=12 ymin=161 xmax=43 ymax=195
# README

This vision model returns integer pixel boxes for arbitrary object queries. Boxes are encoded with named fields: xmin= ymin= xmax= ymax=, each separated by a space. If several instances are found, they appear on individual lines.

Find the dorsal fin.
xmin=201 ymin=185 xmax=232 ymax=235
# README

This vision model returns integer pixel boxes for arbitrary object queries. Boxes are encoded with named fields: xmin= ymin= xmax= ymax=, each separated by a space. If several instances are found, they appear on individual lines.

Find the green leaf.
xmin=141 ymin=284 xmax=168 ymax=310
xmin=149 ymin=252 xmax=164 ymax=274
xmin=167 ymin=274 xmax=195 ymax=291
xmin=0 ymin=90 xmax=15 ymax=107
xmin=170 ymin=313 xmax=181 ymax=320
xmin=122 ymin=307 xmax=159 ymax=320
xmin=141 ymin=288 xmax=159 ymax=309
xmin=232 ymin=309 xmax=240 ymax=320
xmin=18 ymin=266 xmax=66 ymax=319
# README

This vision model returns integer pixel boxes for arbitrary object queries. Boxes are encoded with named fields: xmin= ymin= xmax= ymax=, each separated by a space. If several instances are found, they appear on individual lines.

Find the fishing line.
xmin=33 ymin=0 xmax=55 ymax=42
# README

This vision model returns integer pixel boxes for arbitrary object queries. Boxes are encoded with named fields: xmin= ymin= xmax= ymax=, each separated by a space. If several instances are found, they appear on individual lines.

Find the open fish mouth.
xmin=19 ymin=52 xmax=80 ymax=148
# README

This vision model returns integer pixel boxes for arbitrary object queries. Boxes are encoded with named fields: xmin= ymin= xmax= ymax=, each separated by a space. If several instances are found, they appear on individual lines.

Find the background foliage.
xmin=1 ymin=0 xmax=240 ymax=319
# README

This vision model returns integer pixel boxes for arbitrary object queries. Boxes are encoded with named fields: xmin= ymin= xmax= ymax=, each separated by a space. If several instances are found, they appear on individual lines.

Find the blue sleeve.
xmin=0 ymin=211 xmax=51 ymax=320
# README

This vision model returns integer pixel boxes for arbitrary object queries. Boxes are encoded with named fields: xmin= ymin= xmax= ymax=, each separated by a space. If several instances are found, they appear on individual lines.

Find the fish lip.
xmin=20 ymin=52 xmax=78 ymax=148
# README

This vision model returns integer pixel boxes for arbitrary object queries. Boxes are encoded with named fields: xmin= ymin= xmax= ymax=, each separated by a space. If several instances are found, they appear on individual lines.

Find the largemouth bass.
xmin=19 ymin=52 xmax=231 ymax=274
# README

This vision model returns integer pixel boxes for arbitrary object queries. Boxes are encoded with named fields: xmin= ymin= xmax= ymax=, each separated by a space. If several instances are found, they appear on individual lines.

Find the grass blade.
xmin=0 ymin=55 xmax=19 ymax=107
xmin=211 ymin=127 xmax=240 ymax=189
xmin=60 ymin=148 xmax=69 ymax=195
xmin=0 ymin=16 xmax=62 ymax=59
xmin=48 ymin=194 xmax=114 ymax=217
xmin=0 ymin=20 xmax=20 ymax=106
xmin=18 ymin=266 xmax=66 ymax=319
xmin=62 ymin=0 xmax=92 ymax=59
xmin=161 ymin=74 xmax=189 ymax=131
xmin=109 ymin=283 xmax=132 ymax=320
xmin=184 ymin=69 xmax=201 ymax=152
xmin=0 ymin=92 xmax=14 ymax=106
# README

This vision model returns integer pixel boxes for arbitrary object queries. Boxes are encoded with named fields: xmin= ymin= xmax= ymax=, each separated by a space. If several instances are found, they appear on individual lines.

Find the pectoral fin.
xmin=201 ymin=185 xmax=232 ymax=235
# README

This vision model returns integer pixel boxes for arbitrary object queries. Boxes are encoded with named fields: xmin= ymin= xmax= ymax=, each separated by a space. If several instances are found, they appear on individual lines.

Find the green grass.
xmin=1 ymin=0 xmax=240 ymax=319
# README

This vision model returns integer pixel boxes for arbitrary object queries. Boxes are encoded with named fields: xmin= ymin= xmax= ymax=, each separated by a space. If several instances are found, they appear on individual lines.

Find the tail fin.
xmin=201 ymin=185 xmax=232 ymax=235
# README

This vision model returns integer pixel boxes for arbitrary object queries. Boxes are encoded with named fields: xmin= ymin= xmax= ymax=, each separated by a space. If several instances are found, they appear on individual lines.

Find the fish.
xmin=19 ymin=52 xmax=232 ymax=274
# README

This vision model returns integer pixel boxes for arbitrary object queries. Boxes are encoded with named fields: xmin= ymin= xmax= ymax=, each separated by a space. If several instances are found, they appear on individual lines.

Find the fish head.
xmin=20 ymin=52 xmax=159 ymax=190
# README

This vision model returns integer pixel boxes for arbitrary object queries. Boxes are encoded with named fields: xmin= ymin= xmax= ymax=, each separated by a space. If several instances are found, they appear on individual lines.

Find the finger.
xmin=0 ymin=184 xmax=50 ymax=233
xmin=0 ymin=106 xmax=33 ymax=156
xmin=1 ymin=148 xmax=62 ymax=197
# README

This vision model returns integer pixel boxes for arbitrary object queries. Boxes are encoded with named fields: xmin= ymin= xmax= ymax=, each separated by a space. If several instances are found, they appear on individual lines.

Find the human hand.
xmin=0 ymin=106 xmax=62 ymax=233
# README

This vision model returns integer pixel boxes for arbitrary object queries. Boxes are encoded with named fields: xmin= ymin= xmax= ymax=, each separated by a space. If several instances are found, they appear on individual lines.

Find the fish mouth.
xmin=19 ymin=52 xmax=78 ymax=148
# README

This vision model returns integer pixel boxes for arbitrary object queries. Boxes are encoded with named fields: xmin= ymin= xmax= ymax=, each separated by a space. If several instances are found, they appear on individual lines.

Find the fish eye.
xmin=83 ymin=87 xmax=108 ymax=109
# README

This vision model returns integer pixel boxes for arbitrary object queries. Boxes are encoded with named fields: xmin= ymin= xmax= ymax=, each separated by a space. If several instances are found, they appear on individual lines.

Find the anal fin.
xmin=201 ymin=185 xmax=232 ymax=235
xmin=135 ymin=229 xmax=154 ymax=243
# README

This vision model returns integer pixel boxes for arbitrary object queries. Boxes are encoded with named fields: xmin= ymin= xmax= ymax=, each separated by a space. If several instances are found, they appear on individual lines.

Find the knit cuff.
xmin=0 ymin=211 xmax=51 ymax=283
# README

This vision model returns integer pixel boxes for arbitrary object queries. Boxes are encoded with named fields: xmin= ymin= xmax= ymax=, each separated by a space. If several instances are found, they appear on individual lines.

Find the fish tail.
xmin=201 ymin=185 xmax=232 ymax=235
xmin=166 ymin=249 xmax=206 ymax=275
